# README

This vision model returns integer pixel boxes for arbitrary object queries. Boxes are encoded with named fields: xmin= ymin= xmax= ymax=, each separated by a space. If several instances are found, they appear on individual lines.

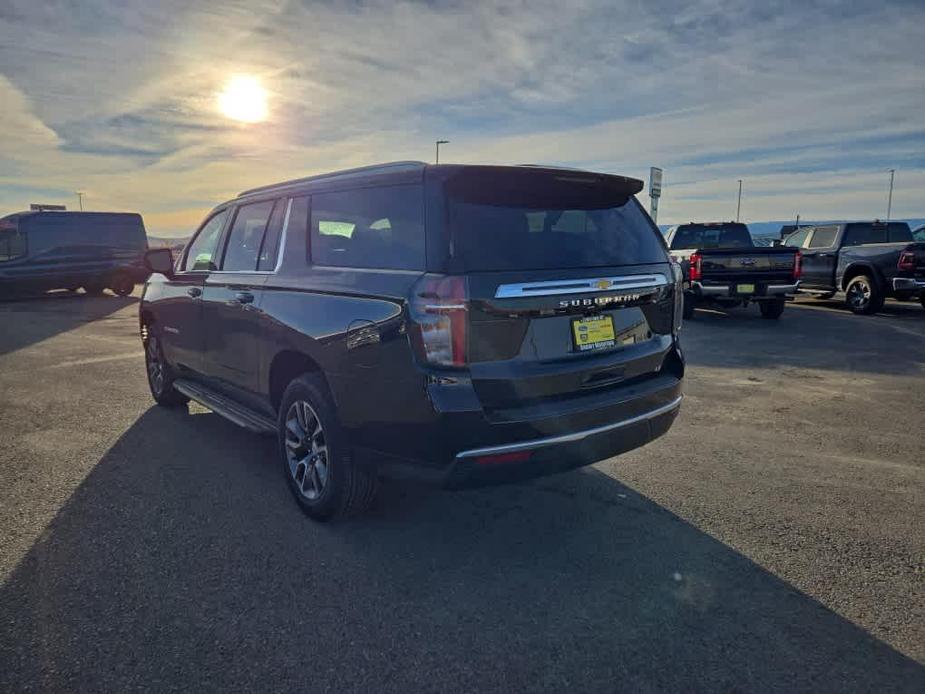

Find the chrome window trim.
xmin=273 ymin=198 xmax=293 ymax=274
xmin=494 ymin=273 xmax=668 ymax=299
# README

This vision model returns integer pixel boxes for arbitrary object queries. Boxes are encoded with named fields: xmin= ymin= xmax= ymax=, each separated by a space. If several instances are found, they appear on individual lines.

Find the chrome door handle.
xmin=234 ymin=291 xmax=254 ymax=304
xmin=187 ymin=287 xmax=202 ymax=298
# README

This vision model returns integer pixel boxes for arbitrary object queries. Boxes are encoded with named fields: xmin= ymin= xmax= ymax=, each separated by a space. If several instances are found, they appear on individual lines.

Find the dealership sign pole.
xmin=648 ymin=167 xmax=663 ymax=223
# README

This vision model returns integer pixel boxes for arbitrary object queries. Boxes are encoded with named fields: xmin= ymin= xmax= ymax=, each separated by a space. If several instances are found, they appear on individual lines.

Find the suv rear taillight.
xmin=689 ymin=252 xmax=702 ymax=282
xmin=898 ymin=250 xmax=915 ymax=272
xmin=409 ymin=275 xmax=469 ymax=368
xmin=793 ymin=250 xmax=802 ymax=280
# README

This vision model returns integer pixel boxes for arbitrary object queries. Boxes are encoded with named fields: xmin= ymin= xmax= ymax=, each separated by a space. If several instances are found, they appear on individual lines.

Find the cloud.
xmin=0 ymin=0 xmax=923 ymax=234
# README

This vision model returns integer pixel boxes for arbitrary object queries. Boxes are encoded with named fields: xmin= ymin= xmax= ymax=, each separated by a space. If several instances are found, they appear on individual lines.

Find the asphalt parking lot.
xmin=1 ymin=291 xmax=923 ymax=692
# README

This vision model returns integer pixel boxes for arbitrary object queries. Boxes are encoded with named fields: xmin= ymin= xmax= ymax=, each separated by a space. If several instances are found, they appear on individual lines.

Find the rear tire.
xmin=278 ymin=374 xmax=378 ymax=521
xmin=759 ymin=297 xmax=785 ymax=319
xmin=845 ymin=275 xmax=884 ymax=315
xmin=682 ymin=294 xmax=696 ymax=320
xmin=109 ymin=271 xmax=134 ymax=297
xmin=144 ymin=327 xmax=188 ymax=407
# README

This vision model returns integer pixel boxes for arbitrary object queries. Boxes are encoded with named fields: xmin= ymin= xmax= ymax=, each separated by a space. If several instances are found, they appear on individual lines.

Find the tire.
xmin=682 ymin=294 xmax=696 ymax=320
xmin=144 ymin=326 xmax=188 ymax=407
xmin=278 ymin=374 xmax=378 ymax=521
xmin=759 ymin=297 xmax=785 ymax=319
xmin=82 ymin=283 xmax=106 ymax=296
xmin=845 ymin=274 xmax=884 ymax=315
xmin=109 ymin=272 xmax=134 ymax=297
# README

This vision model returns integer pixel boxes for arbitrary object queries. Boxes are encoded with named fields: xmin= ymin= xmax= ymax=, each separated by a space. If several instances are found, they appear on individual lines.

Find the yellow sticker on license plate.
xmin=737 ymin=283 xmax=755 ymax=294
xmin=572 ymin=315 xmax=616 ymax=352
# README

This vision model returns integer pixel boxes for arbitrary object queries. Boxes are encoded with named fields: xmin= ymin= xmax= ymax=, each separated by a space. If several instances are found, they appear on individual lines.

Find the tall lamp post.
xmin=735 ymin=179 xmax=743 ymax=222
xmin=435 ymin=140 xmax=449 ymax=164
xmin=886 ymin=169 xmax=895 ymax=221
xmin=75 ymin=191 xmax=84 ymax=211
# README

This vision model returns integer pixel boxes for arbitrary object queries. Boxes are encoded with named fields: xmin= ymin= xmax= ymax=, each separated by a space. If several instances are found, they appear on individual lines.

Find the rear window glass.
xmin=445 ymin=174 xmax=665 ymax=271
xmin=843 ymin=223 xmax=912 ymax=246
xmin=670 ymin=224 xmax=752 ymax=250
xmin=0 ymin=228 xmax=26 ymax=261
xmin=808 ymin=226 xmax=838 ymax=248
xmin=310 ymin=184 xmax=424 ymax=270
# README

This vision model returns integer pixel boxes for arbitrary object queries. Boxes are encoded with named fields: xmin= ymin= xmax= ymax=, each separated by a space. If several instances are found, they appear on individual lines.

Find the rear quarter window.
xmin=0 ymin=228 xmax=26 ymax=261
xmin=309 ymin=184 xmax=425 ymax=270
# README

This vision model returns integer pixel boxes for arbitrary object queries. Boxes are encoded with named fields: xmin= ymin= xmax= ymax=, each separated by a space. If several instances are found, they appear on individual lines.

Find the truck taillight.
xmin=689 ymin=252 xmax=702 ymax=282
xmin=409 ymin=275 xmax=469 ymax=368
xmin=898 ymin=250 xmax=915 ymax=272
xmin=793 ymin=251 xmax=802 ymax=280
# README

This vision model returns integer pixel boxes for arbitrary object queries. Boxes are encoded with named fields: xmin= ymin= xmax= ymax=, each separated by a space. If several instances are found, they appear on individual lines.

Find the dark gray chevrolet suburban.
xmin=140 ymin=162 xmax=685 ymax=520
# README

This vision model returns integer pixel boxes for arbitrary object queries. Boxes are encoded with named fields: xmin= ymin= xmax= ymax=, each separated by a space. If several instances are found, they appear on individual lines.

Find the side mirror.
xmin=144 ymin=248 xmax=175 ymax=278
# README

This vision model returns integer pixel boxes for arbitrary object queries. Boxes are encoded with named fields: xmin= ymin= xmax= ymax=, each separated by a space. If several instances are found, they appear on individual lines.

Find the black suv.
xmin=140 ymin=163 xmax=685 ymax=520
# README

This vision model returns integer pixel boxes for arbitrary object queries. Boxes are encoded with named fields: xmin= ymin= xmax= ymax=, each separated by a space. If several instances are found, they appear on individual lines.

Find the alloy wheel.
xmin=284 ymin=400 xmax=329 ymax=501
xmin=146 ymin=336 xmax=164 ymax=395
xmin=847 ymin=279 xmax=870 ymax=310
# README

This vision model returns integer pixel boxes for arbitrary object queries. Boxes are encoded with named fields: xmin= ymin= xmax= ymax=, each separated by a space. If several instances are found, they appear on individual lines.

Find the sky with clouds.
xmin=1 ymin=0 xmax=923 ymax=236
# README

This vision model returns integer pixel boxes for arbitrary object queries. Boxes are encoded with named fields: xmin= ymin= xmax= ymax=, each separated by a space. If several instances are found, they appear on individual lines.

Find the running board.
xmin=173 ymin=379 xmax=276 ymax=435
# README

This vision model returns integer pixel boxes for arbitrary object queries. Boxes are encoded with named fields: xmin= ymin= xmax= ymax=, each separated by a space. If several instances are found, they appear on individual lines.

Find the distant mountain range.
xmin=659 ymin=219 xmax=925 ymax=238
xmin=147 ymin=219 xmax=925 ymax=250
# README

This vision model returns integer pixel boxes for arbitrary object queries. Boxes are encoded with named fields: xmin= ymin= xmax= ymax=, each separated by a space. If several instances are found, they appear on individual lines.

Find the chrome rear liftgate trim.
xmin=494 ymin=274 xmax=668 ymax=299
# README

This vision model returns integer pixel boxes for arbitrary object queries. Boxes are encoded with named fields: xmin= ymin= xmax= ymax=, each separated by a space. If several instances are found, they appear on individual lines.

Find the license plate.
xmin=572 ymin=315 xmax=616 ymax=352
xmin=736 ymin=283 xmax=755 ymax=294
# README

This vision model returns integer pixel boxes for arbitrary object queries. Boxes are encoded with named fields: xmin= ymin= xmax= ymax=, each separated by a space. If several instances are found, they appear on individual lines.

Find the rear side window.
xmin=784 ymin=228 xmax=810 ymax=248
xmin=222 ymin=200 xmax=275 ymax=271
xmin=310 ymin=185 xmax=425 ymax=270
xmin=184 ymin=209 xmax=229 ymax=271
xmin=843 ymin=223 xmax=913 ymax=246
xmin=670 ymin=224 xmax=752 ymax=250
xmin=0 ymin=227 xmax=26 ymax=262
xmin=808 ymin=226 xmax=838 ymax=248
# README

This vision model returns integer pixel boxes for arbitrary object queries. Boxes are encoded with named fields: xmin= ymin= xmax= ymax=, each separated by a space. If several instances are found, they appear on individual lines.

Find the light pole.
xmin=886 ymin=169 xmax=895 ymax=221
xmin=435 ymin=140 xmax=449 ymax=164
xmin=735 ymin=179 xmax=743 ymax=222
xmin=75 ymin=191 xmax=84 ymax=211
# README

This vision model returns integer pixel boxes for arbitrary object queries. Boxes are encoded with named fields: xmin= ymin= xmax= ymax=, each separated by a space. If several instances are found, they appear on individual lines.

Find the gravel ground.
xmin=1 ymin=290 xmax=923 ymax=692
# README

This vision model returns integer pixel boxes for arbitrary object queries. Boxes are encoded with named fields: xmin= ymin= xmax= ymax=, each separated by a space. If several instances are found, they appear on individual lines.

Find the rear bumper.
xmin=691 ymin=280 xmax=799 ymax=298
xmin=893 ymin=277 xmax=925 ymax=292
xmin=444 ymin=395 xmax=681 ymax=488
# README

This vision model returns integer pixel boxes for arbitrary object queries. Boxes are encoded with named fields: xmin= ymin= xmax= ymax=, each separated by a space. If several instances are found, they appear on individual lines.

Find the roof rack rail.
xmin=237 ymin=161 xmax=427 ymax=197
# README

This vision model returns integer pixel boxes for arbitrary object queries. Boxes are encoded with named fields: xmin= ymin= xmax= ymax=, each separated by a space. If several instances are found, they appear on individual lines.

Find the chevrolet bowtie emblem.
xmin=594 ymin=279 xmax=612 ymax=290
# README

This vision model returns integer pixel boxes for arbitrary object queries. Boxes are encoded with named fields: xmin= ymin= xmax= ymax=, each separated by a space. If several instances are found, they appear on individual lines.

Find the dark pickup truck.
xmin=781 ymin=221 xmax=925 ymax=314
xmin=665 ymin=222 xmax=801 ymax=320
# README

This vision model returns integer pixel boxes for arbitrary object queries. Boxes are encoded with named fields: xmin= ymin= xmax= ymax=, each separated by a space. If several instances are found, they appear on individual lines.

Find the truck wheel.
xmin=845 ymin=275 xmax=884 ymax=315
xmin=682 ymin=294 xmax=696 ymax=320
xmin=278 ymin=374 xmax=378 ymax=521
xmin=144 ymin=327 xmax=188 ymax=407
xmin=82 ymin=283 xmax=106 ymax=296
xmin=109 ymin=272 xmax=134 ymax=297
xmin=759 ymin=298 xmax=785 ymax=319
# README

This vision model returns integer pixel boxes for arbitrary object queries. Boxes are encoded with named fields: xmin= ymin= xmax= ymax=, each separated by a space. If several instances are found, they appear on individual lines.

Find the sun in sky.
xmin=218 ymin=75 xmax=268 ymax=123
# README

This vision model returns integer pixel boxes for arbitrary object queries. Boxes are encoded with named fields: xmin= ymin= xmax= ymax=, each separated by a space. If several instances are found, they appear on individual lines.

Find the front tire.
xmin=278 ymin=374 xmax=378 ymax=521
xmin=109 ymin=271 xmax=134 ymax=297
xmin=845 ymin=275 xmax=884 ymax=315
xmin=144 ymin=328 xmax=188 ymax=406
xmin=759 ymin=297 xmax=785 ymax=319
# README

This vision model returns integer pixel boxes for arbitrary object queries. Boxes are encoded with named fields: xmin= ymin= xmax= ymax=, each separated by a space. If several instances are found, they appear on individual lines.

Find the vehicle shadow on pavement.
xmin=0 ymin=292 xmax=136 ymax=356
xmin=1 ymin=406 xmax=923 ymax=693
xmin=683 ymin=299 xmax=925 ymax=375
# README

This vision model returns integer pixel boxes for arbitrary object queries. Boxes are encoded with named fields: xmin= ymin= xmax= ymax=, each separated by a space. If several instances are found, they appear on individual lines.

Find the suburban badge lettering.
xmin=559 ymin=293 xmax=642 ymax=308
